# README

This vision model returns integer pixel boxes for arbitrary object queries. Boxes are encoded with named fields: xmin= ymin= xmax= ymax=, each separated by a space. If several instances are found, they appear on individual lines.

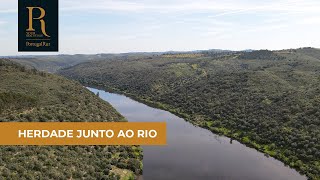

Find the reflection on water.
xmin=88 ymin=87 xmax=306 ymax=180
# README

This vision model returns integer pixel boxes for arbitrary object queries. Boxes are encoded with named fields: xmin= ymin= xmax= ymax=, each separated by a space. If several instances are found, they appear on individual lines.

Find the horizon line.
xmin=0 ymin=47 xmax=318 ymax=57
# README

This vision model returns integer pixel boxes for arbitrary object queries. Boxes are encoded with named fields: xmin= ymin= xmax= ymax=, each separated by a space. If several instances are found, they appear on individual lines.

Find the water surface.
xmin=88 ymin=87 xmax=305 ymax=180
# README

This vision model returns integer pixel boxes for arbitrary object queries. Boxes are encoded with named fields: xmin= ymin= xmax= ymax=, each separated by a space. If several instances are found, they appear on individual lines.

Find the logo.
xmin=18 ymin=0 xmax=58 ymax=52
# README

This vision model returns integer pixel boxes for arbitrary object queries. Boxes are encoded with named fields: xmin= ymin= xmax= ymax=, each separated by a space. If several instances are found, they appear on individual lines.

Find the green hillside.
xmin=0 ymin=59 xmax=142 ymax=180
xmin=9 ymin=53 xmax=160 ymax=73
xmin=59 ymin=48 xmax=320 ymax=179
xmin=9 ymin=55 xmax=104 ymax=73
xmin=9 ymin=50 xmax=228 ymax=73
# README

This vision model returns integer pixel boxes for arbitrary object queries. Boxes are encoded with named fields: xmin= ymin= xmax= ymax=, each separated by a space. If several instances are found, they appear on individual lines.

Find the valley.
xmin=58 ymin=48 xmax=320 ymax=179
xmin=89 ymin=87 xmax=306 ymax=180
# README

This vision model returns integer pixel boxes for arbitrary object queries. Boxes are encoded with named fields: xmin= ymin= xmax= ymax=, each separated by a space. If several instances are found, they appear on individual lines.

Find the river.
xmin=88 ymin=87 xmax=306 ymax=180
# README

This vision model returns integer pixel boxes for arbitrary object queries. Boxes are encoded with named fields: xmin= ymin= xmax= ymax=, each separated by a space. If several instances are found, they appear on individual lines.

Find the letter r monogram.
xmin=26 ymin=7 xmax=50 ymax=37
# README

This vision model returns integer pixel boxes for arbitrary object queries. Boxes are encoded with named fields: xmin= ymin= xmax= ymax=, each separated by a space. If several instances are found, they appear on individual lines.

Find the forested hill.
xmin=8 ymin=49 xmax=229 ymax=73
xmin=8 ymin=54 xmax=107 ymax=73
xmin=0 ymin=59 xmax=142 ymax=180
xmin=59 ymin=47 xmax=320 ymax=179
xmin=8 ymin=53 xmax=160 ymax=73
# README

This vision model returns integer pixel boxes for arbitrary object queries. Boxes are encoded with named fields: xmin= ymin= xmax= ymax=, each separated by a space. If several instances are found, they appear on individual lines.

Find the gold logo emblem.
xmin=26 ymin=7 xmax=50 ymax=38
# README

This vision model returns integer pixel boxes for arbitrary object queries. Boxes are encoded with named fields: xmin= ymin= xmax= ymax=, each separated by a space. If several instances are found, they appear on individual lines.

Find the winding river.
xmin=88 ymin=87 xmax=306 ymax=180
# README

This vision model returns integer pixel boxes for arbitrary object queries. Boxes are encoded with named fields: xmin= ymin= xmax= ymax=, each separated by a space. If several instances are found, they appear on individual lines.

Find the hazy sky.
xmin=1 ymin=0 xmax=320 ymax=55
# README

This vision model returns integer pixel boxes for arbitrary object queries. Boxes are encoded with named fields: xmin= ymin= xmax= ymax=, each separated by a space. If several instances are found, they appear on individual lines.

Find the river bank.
xmin=88 ymin=86 xmax=306 ymax=180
